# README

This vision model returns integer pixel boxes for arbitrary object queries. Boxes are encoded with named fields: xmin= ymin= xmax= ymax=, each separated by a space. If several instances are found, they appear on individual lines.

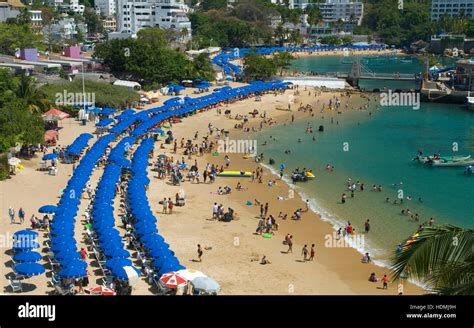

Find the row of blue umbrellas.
xmin=125 ymin=80 xmax=290 ymax=137
xmin=127 ymin=139 xmax=184 ymax=276
xmin=65 ymin=133 xmax=94 ymax=156
xmin=89 ymin=141 xmax=142 ymax=281
xmin=212 ymin=45 xmax=386 ymax=75
xmin=12 ymin=228 xmax=45 ymax=278
xmin=45 ymin=134 xmax=117 ymax=277
xmin=108 ymin=136 xmax=136 ymax=168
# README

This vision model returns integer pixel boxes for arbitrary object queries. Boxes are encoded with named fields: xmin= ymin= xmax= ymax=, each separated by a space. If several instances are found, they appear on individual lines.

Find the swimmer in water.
xmin=298 ymin=138 xmax=301 ymax=143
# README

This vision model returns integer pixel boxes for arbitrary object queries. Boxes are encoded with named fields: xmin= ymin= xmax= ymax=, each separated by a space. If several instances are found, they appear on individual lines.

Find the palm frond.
xmin=391 ymin=225 xmax=474 ymax=294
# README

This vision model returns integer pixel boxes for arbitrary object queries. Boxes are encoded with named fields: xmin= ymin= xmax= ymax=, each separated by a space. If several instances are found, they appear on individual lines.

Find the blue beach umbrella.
xmin=111 ymin=265 xmax=140 ymax=281
xmin=54 ymin=250 xmax=80 ymax=260
xmin=38 ymin=205 xmax=58 ymax=214
xmin=13 ymin=251 xmax=42 ymax=263
xmin=42 ymin=153 xmax=58 ymax=160
xmin=51 ymin=242 xmax=76 ymax=253
xmin=105 ymin=258 xmax=132 ymax=270
xmin=60 ymin=259 xmax=87 ymax=269
xmin=15 ymin=263 xmax=45 ymax=277
xmin=135 ymin=225 xmax=157 ymax=235
xmin=58 ymin=266 xmax=87 ymax=279
xmin=104 ymin=248 xmax=130 ymax=259
xmin=13 ymin=230 xmax=38 ymax=240
xmin=13 ymin=241 xmax=40 ymax=251
xmin=51 ymin=236 xmax=76 ymax=245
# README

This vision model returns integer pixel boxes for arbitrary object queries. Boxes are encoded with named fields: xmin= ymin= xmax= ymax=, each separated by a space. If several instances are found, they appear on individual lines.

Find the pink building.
xmin=64 ymin=46 xmax=81 ymax=59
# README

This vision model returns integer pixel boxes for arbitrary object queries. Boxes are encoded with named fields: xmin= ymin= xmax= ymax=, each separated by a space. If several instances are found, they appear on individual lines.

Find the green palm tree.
xmin=15 ymin=74 xmax=51 ymax=114
xmin=391 ymin=225 xmax=474 ymax=295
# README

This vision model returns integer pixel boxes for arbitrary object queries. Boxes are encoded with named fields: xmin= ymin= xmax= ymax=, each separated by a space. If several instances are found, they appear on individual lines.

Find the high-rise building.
xmin=317 ymin=0 xmax=364 ymax=26
xmin=115 ymin=0 xmax=191 ymax=41
xmin=95 ymin=0 xmax=116 ymax=17
xmin=431 ymin=0 xmax=474 ymax=21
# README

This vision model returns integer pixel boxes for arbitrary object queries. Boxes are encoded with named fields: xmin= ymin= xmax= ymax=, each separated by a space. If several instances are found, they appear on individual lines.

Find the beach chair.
xmin=48 ymin=256 xmax=60 ymax=270
xmin=9 ymin=279 xmax=22 ymax=293
xmin=54 ymin=285 xmax=71 ymax=296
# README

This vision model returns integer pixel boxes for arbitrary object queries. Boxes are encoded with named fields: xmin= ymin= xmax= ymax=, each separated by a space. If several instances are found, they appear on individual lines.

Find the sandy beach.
xmin=0 ymin=84 xmax=423 ymax=295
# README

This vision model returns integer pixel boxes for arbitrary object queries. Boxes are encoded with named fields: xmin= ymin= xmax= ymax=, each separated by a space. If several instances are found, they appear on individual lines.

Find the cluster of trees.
xmin=0 ymin=9 xmax=42 ymax=55
xmin=95 ymin=28 xmax=215 ymax=87
xmin=243 ymin=51 xmax=294 ymax=81
xmin=189 ymin=3 xmax=274 ymax=49
xmin=358 ymin=0 xmax=474 ymax=46
xmin=0 ymin=71 xmax=46 ymax=178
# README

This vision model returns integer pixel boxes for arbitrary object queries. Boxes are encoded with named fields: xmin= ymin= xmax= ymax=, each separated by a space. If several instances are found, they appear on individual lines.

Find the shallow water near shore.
xmin=254 ymin=102 xmax=474 ymax=263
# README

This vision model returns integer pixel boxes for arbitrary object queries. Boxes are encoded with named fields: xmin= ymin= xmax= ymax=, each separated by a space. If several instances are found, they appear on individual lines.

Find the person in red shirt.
xmin=80 ymin=248 xmax=87 ymax=260
xmin=382 ymin=275 xmax=389 ymax=289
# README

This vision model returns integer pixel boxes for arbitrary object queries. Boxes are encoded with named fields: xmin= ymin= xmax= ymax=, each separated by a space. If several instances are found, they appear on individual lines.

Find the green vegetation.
xmin=359 ymin=0 xmax=474 ymax=46
xmin=40 ymin=80 xmax=140 ymax=113
xmin=242 ymin=53 xmax=277 ymax=82
xmin=0 ymin=70 xmax=45 ymax=169
xmin=392 ymin=225 xmax=473 ymax=295
xmin=189 ymin=0 xmax=277 ymax=48
xmin=273 ymin=51 xmax=295 ymax=76
xmin=0 ymin=21 xmax=42 ymax=55
xmin=243 ymin=50 xmax=298 ymax=81
xmin=94 ymin=28 xmax=215 ymax=87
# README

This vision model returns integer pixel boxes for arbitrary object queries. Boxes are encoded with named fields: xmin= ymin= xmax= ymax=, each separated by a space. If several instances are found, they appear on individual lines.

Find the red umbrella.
xmin=42 ymin=108 xmax=70 ymax=121
xmin=172 ymin=117 xmax=181 ymax=123
xmin=44 ymin=130 xmax=59 ymax=142
xmin=85 ymin=286 xmax=116 ymax=296
xmin=159 ymin=272 xmax=188 ymax=289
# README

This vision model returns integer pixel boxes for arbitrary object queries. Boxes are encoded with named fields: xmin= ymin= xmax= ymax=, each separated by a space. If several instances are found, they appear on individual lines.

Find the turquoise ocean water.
xmin=254 ymin=55 xmax=474 ymax=265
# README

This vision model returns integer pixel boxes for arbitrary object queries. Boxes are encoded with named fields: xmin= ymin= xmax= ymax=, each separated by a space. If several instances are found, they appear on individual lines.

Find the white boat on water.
xmin=414 ymin=155 xmax=471 ymax=164
xmin=466 ymin=96 xmax=474 ymax=111
xmin=429 ymin=157 xmax=474 ymax=167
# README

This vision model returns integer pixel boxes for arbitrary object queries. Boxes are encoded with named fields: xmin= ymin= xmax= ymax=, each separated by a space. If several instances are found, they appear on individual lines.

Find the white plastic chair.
xmin=10 ymin=279 xmax=23 ymax=293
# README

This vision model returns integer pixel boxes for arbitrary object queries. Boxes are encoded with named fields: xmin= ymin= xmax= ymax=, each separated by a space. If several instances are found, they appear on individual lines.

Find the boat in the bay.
xmin=413 ymin=154 xmax=471 ymax=164
xmin=466 ymin=95 xmax=474 ymax=111
xmin=428 ymin=157 xmax=474 ymax=167
xmin=291 ymin=169 xmax=315 ymax=182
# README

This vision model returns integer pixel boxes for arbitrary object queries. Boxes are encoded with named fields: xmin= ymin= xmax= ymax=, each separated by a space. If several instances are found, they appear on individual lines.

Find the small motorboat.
xmin=291 ymin=170 xmax=314 ymax=182
xmin=414 ymin=154 xmax=471 ymax=164
xmin=428 ymin=158 xmax=474 ymax=167
xmin=466 ymin=96 xmax=474 ymax=111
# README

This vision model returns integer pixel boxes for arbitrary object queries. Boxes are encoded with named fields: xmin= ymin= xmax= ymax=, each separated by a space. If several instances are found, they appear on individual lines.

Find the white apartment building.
xmin=48 ymin=0 xmax=63 ymax=7
xmin=431 ymin=0 xmax=474 ymax=21
xmin=30 ymin=9 xmax=43 ymax=32
xmin=95 ymin=0 xmax=116 ymax=17
xmin=318 ymin=0 xmax=364 ymax=25
xmin=67 ymin=0 xmax=85 ymax=15
xmin=115 ymin=0 xmax=191 ymax=41
xmin=269 ymin=0 xmax=310 ymax=10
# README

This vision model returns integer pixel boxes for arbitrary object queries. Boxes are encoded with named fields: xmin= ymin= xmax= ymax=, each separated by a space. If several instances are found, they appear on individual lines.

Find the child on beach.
xmin=382 ymin=275 xmax=389 ymax=289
